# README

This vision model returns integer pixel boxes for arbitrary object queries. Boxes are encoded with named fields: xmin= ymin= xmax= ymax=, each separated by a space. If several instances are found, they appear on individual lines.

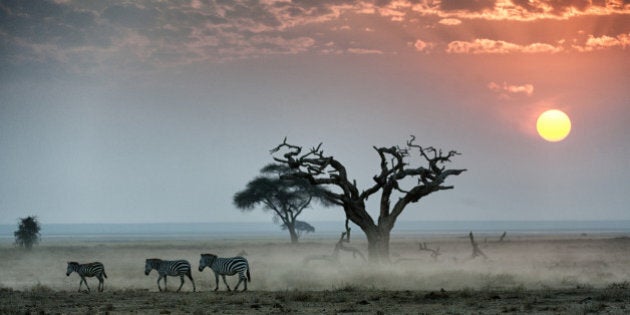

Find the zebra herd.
xmin=66 ymin=253 xmax=250 ymax=293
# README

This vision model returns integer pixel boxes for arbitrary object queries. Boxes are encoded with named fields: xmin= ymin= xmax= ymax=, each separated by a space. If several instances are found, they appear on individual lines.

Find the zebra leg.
xmin=83 ymin=277 xmax=91 ymax=293
xmin=221 ymin=275 xmax=231 ymax=291
xmin=77 ymin=278 xmax=83 ymax=292
xmin=163 ymin=275 xmax=168 ymax=291
xmin=187 ymin=270 xmax=196 ymax=292
xmin=177 ymin=275 xmax=184 ymax=292
xmin=213 ymin=272 xmax=219 ymax=291
xmin=157 ymin=275 xmax=163 ymax=292
xmin=235 ymin=272 xmax=247 ymax=292
xmin=242 ymin=272 xmax=248 ymax=292
xmin=97 ymin=275 xmax=104 ymax=292
xmin=234 ymin=273 xmax=242 ymax=291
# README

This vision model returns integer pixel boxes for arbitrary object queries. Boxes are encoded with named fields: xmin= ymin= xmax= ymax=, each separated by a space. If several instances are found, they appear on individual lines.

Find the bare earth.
xmin=1 ymin=234 xmax=629 ymax=314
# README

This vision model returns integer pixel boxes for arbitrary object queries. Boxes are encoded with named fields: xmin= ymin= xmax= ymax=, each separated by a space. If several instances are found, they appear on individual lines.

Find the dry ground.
xmin=1 ymin=234 xmax=629 ymax=313
xmin=2 ymin=285 xmax=629 ymax=314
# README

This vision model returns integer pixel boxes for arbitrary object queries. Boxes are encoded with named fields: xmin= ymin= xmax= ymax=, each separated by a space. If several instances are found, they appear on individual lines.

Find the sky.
xmin=0 ymin=0 xmax=628 ymax=225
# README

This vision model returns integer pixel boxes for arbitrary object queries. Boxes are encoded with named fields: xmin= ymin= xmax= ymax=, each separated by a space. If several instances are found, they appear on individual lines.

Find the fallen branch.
xmin=498 ymin=231 xmax=507 ymax=242
xmin=303 ymin=219 xmax=366 ymax=265
xmin=469 ymin=231 xmax=488 ymax=260
xmin=419 ymin=242 xmax=441 ymax=260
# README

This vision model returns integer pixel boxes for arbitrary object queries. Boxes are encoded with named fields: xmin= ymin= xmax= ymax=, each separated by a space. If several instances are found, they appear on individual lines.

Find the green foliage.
xmin=14 ymin=216 xmax=41 ymax=250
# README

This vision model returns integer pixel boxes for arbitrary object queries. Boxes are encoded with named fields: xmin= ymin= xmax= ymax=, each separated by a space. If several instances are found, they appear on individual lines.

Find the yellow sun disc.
xmin=536 ymin=109 xmax=571 ymax=142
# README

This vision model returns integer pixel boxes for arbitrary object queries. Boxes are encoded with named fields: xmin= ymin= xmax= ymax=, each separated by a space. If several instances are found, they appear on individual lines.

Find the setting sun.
xmin=536 ymin=109 xmax=572 ymax=142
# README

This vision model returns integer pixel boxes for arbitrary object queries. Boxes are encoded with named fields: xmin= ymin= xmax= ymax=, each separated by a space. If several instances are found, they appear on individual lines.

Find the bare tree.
xmin=271 ymin=136 xmax=465 ymax=262
xmin=234 ymin=163 xmax=332 ymax=243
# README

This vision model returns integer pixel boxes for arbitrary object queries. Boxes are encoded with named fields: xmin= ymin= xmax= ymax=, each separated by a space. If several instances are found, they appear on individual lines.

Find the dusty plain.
xmin=1 ymin=233 xmax=629 ymax=314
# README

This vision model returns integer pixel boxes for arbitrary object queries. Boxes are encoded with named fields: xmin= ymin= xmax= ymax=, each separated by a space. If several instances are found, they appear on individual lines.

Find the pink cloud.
xmin=447 ymin=39 xmax=563 ymax=54
xmin=406 ymin=0 xmax=630 ymax=22
xmin=413 ymin=39 xmax=431 ymax=52
xmin=574 ymin=33 xmax=630 ymax=51
xmin=438 ymin=18 xmax=462 ymax=25
xmin=488 ymin=82 xmax=534 ymax=97
xmin=347 ymin=48 xmax=384 ymax=55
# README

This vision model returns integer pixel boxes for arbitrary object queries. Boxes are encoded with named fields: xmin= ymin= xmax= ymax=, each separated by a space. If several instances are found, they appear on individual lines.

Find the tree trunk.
xmin=287 ymin=224 xmax=299 ymax=244
xmin=364 ymin=226 xmax=391 ymax=263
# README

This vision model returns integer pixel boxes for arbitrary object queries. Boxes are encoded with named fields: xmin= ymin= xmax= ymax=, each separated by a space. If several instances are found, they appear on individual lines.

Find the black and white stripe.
xmin=144 ymin=258 xmax=196 ymax=292
xmin=66 ymin=261 xmax=107 ymax=292
xmin=198 ymin=253 xmax=251 ymax=291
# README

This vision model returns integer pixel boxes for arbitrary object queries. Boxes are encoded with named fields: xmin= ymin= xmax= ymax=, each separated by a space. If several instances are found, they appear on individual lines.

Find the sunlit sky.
xmin=1 ymin=0 xmax=628 ymax=225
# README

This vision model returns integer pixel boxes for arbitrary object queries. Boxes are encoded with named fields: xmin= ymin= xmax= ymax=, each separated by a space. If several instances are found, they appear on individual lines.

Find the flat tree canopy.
xmin=234 ymin=163 xmax=332 ymax=243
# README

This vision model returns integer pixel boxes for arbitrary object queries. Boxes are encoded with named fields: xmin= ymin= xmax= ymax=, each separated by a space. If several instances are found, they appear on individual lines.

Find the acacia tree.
xmin=234 ymin=164 xmax=332 ymax=243
xmin=14 ymin=216 xmax=41 ymax=250
xmin=271 ymin=136 xmax=466 ymax=262
xmin=281 ymin=220 xmax=315 ymax=238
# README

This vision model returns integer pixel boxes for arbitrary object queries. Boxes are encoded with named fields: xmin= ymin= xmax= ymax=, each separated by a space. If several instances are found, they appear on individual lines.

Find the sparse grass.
xmin=598 ymin=281 xmax=630 ymax=302
xmin=275 ymin=289 xmax=313 ymax=302
xmin=480 ymin=273 xmax=517 ymax=290
xmin=568 ymin=301 xmax=608 ymax=314
xmin=332 ymin=283 xmax=362 ymax=292
xmin=29 ymin=282 xmax=54 ymax=293
xmin=458 ymin=287 xmax=474 ymax=298
xmin=1 ymin=236 xmax=630 ymax=313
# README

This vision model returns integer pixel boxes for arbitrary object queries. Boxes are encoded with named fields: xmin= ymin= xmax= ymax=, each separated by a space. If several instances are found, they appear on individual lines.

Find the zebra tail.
xmin=103 ymin=270 xmax=108 ymax=278
xmin=247 ymin=269 xmax=251 ymax=282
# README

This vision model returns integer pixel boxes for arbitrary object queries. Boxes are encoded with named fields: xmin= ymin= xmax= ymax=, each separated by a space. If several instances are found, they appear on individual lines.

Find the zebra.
xmin=66 ymin=261 xmax=107 ymax=292
xmin=198 ymin=253 xmax=251 ymax=292
xmin=144 ymin=258 xmax=196 ymax=292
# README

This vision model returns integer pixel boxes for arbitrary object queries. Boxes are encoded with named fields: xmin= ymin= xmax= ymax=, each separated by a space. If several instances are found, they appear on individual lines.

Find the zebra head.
xmin=66 ymin=262 xmax=79 ymax=276
xmin=199 ymin=254 xmax=217 ymax=272
xmin=144 ymin=258 xmax=161 ymax=276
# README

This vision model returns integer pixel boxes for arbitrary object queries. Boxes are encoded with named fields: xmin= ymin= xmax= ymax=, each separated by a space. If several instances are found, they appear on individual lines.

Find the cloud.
xmin=446 ymin=39 xmax=563 ymax=54
xmin=102 ymin=4 xmax=159 ymax=29
xmin=405 ymin=0 xmax=630 ymax=21
xmin=413 ymin=39 xmax=432 ymax=52
xmin=1 ymin=0 xmax=628 ymax=77
xmin=347 ymin=48 xmax=384 ymax=55
xmin=438 ymin=18 xmax=462 ymax=25
xmin=488 ymin=82 xmax=534 ymax=97
xmin=573 ymin=33 xmax=630 ymax=51
xmin=438 ymin=0 xmax=496 ymax=12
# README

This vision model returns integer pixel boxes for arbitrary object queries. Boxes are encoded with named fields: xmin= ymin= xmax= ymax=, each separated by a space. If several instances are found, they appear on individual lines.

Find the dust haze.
xmin=2 ymin=235 xmax=629 ymax=292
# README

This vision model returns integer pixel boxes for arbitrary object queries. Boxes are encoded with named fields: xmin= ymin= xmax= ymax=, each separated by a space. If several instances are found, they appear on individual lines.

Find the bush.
xmin=14 ymin=216 xmax=41 ymax=250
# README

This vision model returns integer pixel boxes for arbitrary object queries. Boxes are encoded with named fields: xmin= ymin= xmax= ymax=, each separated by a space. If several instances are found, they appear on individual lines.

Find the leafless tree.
xmin=271 ymin=136 xmax=465 ymax=263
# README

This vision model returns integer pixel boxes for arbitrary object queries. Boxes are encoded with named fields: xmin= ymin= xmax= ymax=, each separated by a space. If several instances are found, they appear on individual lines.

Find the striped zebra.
xmin=144 ymin=258 xmax=196 ymax=292
xmin=66 ymin=261 xmax=107 ymax=292
xmin=198 ymin=253 xmax=251 ymax=292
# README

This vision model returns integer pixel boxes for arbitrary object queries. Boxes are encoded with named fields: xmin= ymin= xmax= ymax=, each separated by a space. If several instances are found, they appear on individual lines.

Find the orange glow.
xmin=536 ymin=109 xmax=572 ymax=142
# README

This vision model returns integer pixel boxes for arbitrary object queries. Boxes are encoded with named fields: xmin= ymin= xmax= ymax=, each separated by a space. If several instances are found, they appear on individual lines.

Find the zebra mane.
xmin=201 ymin=253 xmax=218 ymax=264
xmin=67 ymin=261 xmax=79 ymax=265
